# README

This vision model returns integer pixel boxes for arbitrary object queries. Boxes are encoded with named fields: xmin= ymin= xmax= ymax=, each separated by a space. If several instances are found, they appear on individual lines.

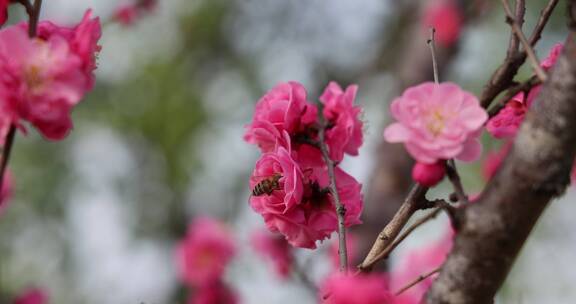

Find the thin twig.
xmin=427 ymin=28 xmax=439 ymax=84
xmin=358 ymin=184 xmax=428 ymax=271
xmin=506 ymin=0 xmax=526 ymax=57
xmin=395 ymin=267 xmax=441 ymax=295
xmin=364 ymin=208 xmax=442 ymax=269
xmin=501 ymin=0 xmax=547 ymax=82
xmin=488 ymin=75 xmax=541 ymax=118
xmin=445 ymin=160 xmax=469 ymax=205
xmin=0 ymin=0 xmax=43 ymax=191
xmin=528 ymin=0 xmax=560 ymax=46
xmin=317 ymin=106 xmax=348 ymax=273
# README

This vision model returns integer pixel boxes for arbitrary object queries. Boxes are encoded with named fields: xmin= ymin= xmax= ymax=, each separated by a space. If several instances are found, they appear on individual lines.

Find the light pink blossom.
xmin=384 ymin=82 xmax=487 ymax=164
xmin=412 ymin=161 xmax=446 ymax=187
xmin=176 ymin=217 xmax=236 ymax=287
xmin=320 ymin=82 xmax=363 ymax=162
xmin=244 ymin=81 xmax=317 ymax=152
xmin=422 ymin=0 xmax=462 ymax=47
xmin=13 ymin=288 xmax=48 ymax=304
xmin=249 ymin=146 xmax=304 ymax=214
xmin=320 ymin=273 xmax=392 ymax=304
xmin=251 ymin=229 xmax=293 ymax=279
xmin=188 ymin=281 xmax=238 ymax=304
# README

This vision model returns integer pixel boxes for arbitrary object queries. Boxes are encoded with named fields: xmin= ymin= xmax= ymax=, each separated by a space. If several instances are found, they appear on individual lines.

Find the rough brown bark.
xmin=426 ymin=6 xmax=576 ymax=303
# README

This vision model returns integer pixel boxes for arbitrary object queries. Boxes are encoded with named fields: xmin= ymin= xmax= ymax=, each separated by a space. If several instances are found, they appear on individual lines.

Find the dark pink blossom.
xmin=412 ymin=161 xmax=446 ymax=187
xmin=320 ymin=82 xmax=363 ymax=162
xmin=0 ymin=10 xmax=101 ymax=140
xmin=541 ymin=43 xmax=563 ymax=70
xmin=251 ymin=167 xmax=362 ymax=249
xmin=251 ymin=229 xmax=293 ymax=279
xmin=113 ymin=5 xmax=139 ymax=26
xmin=176 ymin=217 xmax=236 ymax=287
xmin=320 ymin=273 xmax=392 ymax=304
xmin=13 ymin=288 xmax=48 ymax=304
xmin=423 ymin=0 xmax=462 ymax=47
xmin=188 ymin=281 xmax=238 ymax=304
xmin=249 ymin=146 xmax=304 ymax=214
xmin=244 ymin=82 xmax=317 ymax=152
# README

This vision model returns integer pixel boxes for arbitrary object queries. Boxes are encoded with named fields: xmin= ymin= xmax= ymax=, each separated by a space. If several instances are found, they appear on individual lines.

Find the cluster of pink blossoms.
xmin=384 ymin=82 xmax=488 ymax=186
xmin=245 ymin=81 xmax=364 ymax=249
xmin=0 ymin=10 xmax=101 ymax=141
xmin=484 ymin=43 xmax=576 ymax=182
xmin=113 ymin=0 xmax=157 ymax=27
xmin=176 ymin=217 xmax=238 ymax=304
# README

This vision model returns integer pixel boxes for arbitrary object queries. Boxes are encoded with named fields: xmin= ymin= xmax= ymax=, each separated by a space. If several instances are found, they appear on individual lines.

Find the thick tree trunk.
xmin=426 ymin=3 xmax=576 ymax=303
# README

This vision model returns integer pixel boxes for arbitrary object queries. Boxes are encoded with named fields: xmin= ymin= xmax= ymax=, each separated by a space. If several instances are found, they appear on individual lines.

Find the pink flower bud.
xmin=412 ymin=161 xmax=446 ymax=187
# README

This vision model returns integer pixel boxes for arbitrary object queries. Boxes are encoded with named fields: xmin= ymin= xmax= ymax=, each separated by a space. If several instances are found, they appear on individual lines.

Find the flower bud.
xmin=412 ymin=161 xmax=446 ymax=187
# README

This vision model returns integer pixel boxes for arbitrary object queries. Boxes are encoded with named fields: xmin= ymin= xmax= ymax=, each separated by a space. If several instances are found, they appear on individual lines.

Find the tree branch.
xmin=427 ymin=14 xmax=576 ymax=303
xmin=317 ymin=108 xmax=348 ymax=273
xmin=396 ymin=267 xmax=441 ymax=296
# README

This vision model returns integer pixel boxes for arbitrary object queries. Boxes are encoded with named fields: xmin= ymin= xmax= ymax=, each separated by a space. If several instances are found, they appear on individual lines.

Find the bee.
xmin=252 ymin=173 xmax=282 ymax=196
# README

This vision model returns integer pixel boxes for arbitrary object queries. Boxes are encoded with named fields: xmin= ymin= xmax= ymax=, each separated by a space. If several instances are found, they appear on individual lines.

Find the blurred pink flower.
xmin=391 ymin=228 xmax=453 ymax=303
xmin=541 ymin=43 xmax=563 ymax=70
xmin=422 ymin=0 xmax=463 ymax=47
xmin=0 ymin=10 xmax=100 ymax=140
xmin=320 ymin=82 xmax=363 ymax=162
xmin=412 ymin=161 xmax=445 ymax=187
xmin=244 ymin=81 xmax=317 ymax=152
xmin=251 ymin=229 xmax=293 ymax=279
xmin=384 ymin=82 xmax=487 ymax=164
xmin=13 ymin=287 xmax=48 ymax=304
xmin=320 ymin=273 xmax=392 ymax=304
xmin=113 ymin=5 xmax=138 ymax=26
xmin=249 ymin=146 xmax=304 ymax=214
xmin=188 ymin=281 xmax=239 ymax=304
xmin=0 ymin=171 xmax=13 ymax=216
xmin=252 ymin=167 xmax=362 ymax=249
xmin=176 ymin=217 xmax=236 ymax=287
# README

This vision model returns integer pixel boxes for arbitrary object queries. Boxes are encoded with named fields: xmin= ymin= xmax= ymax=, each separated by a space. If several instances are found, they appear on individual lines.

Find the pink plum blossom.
xmin=188 ymin=281 xmax=238 ymax=304
xmin=412 ymin=161 xmax=446 ymax=187
xmin=541 ymin=43 xmax=563 ymax=70
xmin=320 ymin=273 xmax=392 ymax=304
xmin=391 ymin=228 xmax=453 ymax=303
xmin=251 ymin=167 xmax=362 ymax=249
xmin=0 ymin=10 xmax=101 ymax=140
xmin=176 ymin=217 xmax=236 ymax=287
xmin=249 ymin=146 xmax=304 ymax=214
xmin=244 ymin=81 xmax=317 ymax=152
xmin=320 ymin=82 xmax=363 ymax=162
xmin=384 ymin=82 xmax=487 ymax=164
xmin=422 ymin=0 xmax=462 ymax=47
xmin=13 ymin=288 xmax=48 ymax=304
xmin=251 ymin=229 xmax=293 ymax=279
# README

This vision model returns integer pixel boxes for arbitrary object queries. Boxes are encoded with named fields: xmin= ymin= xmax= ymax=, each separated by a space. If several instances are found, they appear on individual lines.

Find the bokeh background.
xmin=0 ymin=0 xmax=574 ymax=303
